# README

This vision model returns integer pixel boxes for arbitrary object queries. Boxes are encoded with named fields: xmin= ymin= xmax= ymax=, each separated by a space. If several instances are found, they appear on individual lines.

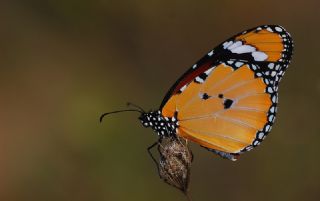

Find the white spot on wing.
xmin=279 ymin=70 xmax=284 ymax=75
xmin=227 ymin=41 xmax=242 ymax=50
xmin=267 ymin=87 xmax=274 ymax=93
xmin=265 ymin=125 xmax=271 ymax=132
xmin=272 ymin=95 xmax=277 ymax=103
xmin=195 ymin=76 xmax=204 ymax=83
xmin=246 ymin=146 xmax=253 ymax=151
xmin=231 ymin=45 xmax=256 ymax=54
xmin=268 ymin=63 xmax=274 ymax=69
xmin=267 ymin=27 xmax=273 ymax=32
xmin=258 ymin=132 xmax=264 ymax=139
xmin=251 ymin=64 xmax=257 ymax=70
xmin=180 ymin=85 xmax=187 ymax=92
xmin=275 ymin=26 xmax=283 ymax=32
xmin=235 ymin=62 xmax=243 ymax=67
xmin=223 ymin=41 xmax=233 ymax=49
xmin=204 ymin=67 xmax=213 ymax=75
xmin=252 ymin=51 xmax=268 ymax=61
xmin=270 ymin=106 xmax=275 ymax=113
xmin=208 ymin=50 xmax=214 ymax=56
xmin=269 ymin=115 xmax=275 ymax=122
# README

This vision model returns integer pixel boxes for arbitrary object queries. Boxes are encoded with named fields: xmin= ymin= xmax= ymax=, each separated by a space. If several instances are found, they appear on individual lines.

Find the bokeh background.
xmin=0 ymin=0 xmax=319 ymax=201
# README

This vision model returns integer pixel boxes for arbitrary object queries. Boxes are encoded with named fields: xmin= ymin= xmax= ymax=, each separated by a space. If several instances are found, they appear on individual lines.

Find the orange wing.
xmin=162 ymin=63 xmax=274 ymax=153
xmin=160 ymin=25 xmax=293 ymax=155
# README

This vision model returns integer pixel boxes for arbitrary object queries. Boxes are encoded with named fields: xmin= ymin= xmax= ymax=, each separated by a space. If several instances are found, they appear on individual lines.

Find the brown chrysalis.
xmin=148 ymin=136 xmax=193 ymax=200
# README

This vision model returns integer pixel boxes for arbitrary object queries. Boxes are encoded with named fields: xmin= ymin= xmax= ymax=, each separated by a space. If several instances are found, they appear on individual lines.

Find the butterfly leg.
xmin=147 ymin=141 xmax=160 ymax=173
xmin=204 ymin=147 xmax=239 ymax=161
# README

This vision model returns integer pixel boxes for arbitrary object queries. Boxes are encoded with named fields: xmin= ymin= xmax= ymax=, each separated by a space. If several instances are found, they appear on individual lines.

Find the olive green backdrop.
xmin=0 ymin=0 xmax=319 ymax=201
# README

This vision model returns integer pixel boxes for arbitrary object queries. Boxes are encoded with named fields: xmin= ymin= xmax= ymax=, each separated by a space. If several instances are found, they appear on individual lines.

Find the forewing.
xmin=160 ymin=25 xmax=293 ymax=109
xmin=160 ymin=25 xmax=293 ymax=154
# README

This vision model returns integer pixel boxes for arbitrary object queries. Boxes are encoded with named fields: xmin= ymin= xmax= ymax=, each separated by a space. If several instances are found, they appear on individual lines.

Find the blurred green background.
xmin=0 ymin=0 xmax=319 ymax=201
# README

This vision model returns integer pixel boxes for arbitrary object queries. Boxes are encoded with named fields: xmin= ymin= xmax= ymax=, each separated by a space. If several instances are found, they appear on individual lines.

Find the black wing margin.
xmin=159 ymin=25 xmax=293 ymax=109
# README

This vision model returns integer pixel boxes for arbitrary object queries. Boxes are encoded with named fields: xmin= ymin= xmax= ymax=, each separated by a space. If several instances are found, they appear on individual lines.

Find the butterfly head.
xmin=139 ymin=111 xmax=162 ymax=128
xmin=139 ymin=111 xmax=178 ymax=137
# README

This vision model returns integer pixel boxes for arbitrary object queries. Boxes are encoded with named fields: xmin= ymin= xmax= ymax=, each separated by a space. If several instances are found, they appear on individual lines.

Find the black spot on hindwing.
xmin=201 ymin=93 xmax=211 ymax=100
xmin=223 ymin=99 xmax=233 ymax=109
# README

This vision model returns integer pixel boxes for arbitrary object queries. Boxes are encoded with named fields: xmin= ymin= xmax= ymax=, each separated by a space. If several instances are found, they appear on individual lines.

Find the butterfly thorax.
xmin=139 ymin=111 xmax=179 ymax=137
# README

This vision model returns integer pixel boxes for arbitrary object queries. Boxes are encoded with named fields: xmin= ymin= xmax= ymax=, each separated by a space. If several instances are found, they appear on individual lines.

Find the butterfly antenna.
xmin=127 ymin=102 xmax=145 ymax=113
xmin=99 ymin=109 xmax=142 ymax=123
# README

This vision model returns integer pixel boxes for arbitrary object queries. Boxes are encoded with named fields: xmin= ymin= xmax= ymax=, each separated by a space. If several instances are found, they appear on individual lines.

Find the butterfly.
xmin=100 ymin=25 xmax=293 ymax=161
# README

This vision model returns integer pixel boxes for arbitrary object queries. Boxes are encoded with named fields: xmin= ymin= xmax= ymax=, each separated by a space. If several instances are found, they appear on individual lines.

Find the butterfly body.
xmin=139 ymin=111 xmax=178 ymax=137
xmin=139 ymin=25 xmax=293 ymax=160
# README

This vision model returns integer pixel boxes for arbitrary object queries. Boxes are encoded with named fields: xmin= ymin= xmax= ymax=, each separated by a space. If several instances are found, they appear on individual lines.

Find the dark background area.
xmin=0 ymin=0 xmax=319 ymax=201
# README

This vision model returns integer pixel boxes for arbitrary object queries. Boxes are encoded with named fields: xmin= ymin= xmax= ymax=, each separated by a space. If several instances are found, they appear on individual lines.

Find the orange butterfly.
xmin=101 ymin=25 xmax=293 ymax=161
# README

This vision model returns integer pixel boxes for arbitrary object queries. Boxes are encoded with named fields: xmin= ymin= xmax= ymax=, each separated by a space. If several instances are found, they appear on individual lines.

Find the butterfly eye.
xmin=138 ymin=114 xmax=149 ymax=127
